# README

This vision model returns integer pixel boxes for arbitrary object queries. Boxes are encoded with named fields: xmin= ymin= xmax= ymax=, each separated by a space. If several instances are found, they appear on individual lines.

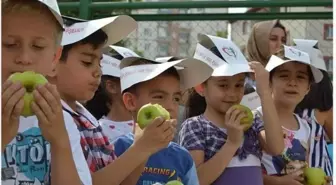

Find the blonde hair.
xmin=2 ymin=0 xmax=63 ymax=46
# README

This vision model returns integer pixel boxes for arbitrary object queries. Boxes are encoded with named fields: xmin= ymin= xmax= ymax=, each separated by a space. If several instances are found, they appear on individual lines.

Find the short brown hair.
xmin=2 ymin=0 xmax=63 ymax=46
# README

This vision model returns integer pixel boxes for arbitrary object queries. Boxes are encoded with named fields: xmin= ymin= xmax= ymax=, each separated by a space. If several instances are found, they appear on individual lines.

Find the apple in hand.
xmin=166 ymin=180 xmax=184 ymax=185
xmin=231 ymin=104 xmax=253 ymax=131
xmin=304 ymin=167 xmax=326 ymax=185
xmin=9 ymin=71 xmax=48 ymax=117
xmin=137 ymin=103 xmax=170 ymax=129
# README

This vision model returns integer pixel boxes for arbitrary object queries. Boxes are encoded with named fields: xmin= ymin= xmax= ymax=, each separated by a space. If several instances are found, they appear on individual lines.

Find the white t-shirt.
xmin=99 ymin=116 xmax=134 ymax=143
xmin=1 ymin=113 xmax=92 ymax=185
xmin=261 ymin=114 xmax=311 ymax=175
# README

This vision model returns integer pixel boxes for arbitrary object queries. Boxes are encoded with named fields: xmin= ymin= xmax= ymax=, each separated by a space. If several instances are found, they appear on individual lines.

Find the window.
xmin=179 ymin=44 xmax=189 ymax=57
xmin=144 ymin=28 xmax=151 ymax=36
xmin=324 ymin=24 xmax=333 ymax=40
xmin=179 ymin=32 xmax=190 ymax=43
xmin=324 ymin=56 xmax=333 ymax=72
xmin=158 ymin=43 xmax=169 ymax=56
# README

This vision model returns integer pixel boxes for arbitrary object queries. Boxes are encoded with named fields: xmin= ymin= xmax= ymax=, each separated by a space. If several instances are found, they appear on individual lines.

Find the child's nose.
xmin=15 ymin=48 xmax=33 ymax=65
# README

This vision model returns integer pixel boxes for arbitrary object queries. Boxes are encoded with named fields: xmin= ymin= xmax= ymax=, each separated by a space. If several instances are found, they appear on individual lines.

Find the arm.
xmin=190 ymin=142 xmax=239 ymax=185
xmin=182 ymin=162 xmax=200 ymax=185
xmin=315 ymin=108 xmax=333 ymax=141
xmin=50 ymin=139 xmax=83 ymax=185
xmin=92 ymin=136 xmax=149 ymax=185
xmin=258 ymin=92 xmax=284 ymax=155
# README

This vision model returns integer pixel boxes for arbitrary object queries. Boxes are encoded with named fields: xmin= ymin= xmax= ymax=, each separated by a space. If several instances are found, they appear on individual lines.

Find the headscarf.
xmin=247 ymin=19 xmax=287 ymax=66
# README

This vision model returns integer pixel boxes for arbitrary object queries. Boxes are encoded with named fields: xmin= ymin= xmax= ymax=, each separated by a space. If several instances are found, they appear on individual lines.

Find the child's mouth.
xmin=285 ymin=91 xmax=298 ymax=95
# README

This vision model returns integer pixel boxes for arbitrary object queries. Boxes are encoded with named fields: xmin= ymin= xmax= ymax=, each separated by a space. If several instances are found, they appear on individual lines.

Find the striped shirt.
xmin=62 ymin=101 xmax=116 ymax=172
xmin=300 ymin=109 xmax=333 ymax=177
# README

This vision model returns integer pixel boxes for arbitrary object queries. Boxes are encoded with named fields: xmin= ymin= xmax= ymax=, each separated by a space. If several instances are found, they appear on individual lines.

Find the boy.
xmin=112 ymin=46 xmax=214 ymax=185
xmin=2 ymin=0 xmax=91 ymax=184
xmin=52 ymin=15 xmax=177 ymax=185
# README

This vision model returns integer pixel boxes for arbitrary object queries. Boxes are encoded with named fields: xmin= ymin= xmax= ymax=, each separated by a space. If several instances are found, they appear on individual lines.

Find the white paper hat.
xmin=155 ymin=56 xmax=184 ymax=70
xmin=119 ymin=58 xmax=213 ymax=92
xmin=37 ymin=0 xmax=63 ymax=27
xmin=101 ymin=54 xmax=121 ymax=77
xmin=266 ymin=45 xmax=323 ymax=83
xmin=61 ymin=16 xmax=137 ymax=46
xmin=292 ymin=39 xmax=327 ymax=71
xmin=194 ymin=34 xmax=252 ymax=77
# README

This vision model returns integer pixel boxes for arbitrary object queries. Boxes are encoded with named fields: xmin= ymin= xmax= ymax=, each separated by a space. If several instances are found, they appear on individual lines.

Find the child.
xmin=52 ymin=15 xmax=177 ymax=185
xmin=179 ymin=34 xmax=284 ymax=185
xmin=85 ymin=53 xmax=133 ymax=143
xmin=293 ymin=39 xmax=333 ymax=180
xmin=261 ymin=45 xmax=326 ymax=184
xmin=113 ymin=47 xmax=214 ymax=185
xmin=2 ymin=0 xmax=91 ymax=184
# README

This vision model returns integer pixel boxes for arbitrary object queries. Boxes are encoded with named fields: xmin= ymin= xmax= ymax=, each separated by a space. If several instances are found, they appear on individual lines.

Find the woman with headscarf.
xmin=247 ymin=19 xmax=287 ymax=66
xmin=241 ymin=20 xmax=288 ymax=110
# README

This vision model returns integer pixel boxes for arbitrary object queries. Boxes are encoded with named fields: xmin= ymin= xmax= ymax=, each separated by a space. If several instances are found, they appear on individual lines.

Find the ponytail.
xmin=185 ymin=88 xmax=207 ymax=118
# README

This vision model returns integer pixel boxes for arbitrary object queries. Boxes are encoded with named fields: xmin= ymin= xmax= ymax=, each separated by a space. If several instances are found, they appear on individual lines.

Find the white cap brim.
xmin=293 ymin=39 xmax=327 ymax=71
xmin=62 ymin=16 xmax=137 ymax=46
xmin=120 ymin=58 xmax=213 ymax=92
xmin=101 ymin=54 xmax=121 ymax=77
xmin=38 ymin=0 xmax=63 ymax=27
xmin=266 ymin=55 xmax=323 ymax=83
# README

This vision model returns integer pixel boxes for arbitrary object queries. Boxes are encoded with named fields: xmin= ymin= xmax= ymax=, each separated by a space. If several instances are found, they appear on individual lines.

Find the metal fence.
xmin=59 ymin=0 xmax=333 ymax=76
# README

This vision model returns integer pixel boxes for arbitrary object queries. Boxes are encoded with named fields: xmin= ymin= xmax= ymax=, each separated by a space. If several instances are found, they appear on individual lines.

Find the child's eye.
xmin=236 ymin=84 xmax=244 ymax=88
xmin=219 ymin=84 xmax=228 ymax=88
xmin=297 ymin=75 xmax=306 ymax=79
xmin=3 ymin=43 xmax=16 ymax=48
xmin=33 ymin=45 xmax=45 ymax=50
xmin=174 ymin=97 xmax=181 ymax=103
xmin=82 ymin=61 xmax=92 ymax=66
xmin=153 ymin=95 xmax=164 ymax=99
xmin=279 ymin=75 xmax=288 ymax=78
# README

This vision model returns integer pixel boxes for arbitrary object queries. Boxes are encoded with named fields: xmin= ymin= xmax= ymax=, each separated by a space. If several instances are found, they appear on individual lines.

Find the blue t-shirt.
xmin=114 ymin=133 xmax=199 ymax=185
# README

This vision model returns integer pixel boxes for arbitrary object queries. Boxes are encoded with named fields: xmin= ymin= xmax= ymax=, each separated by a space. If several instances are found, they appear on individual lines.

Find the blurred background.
xmin=58 ymin=0 xmax=333 ymax=79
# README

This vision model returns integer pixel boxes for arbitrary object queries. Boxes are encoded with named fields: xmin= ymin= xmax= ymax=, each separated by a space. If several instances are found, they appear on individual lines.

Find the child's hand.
xmin=2 ymin=80 xmax=25 ymax=147
xmin=325 ymin=176 xmax=332 ymax=185
xmin=31 ymin=83 xmax=69 ymax=146
xmin=248 ymin=61 xmax=271 ymax=97
xmin=281 ymin=169 xmax=304 ymax=185
xmin=134 ymin=117 xmax=177 ymax=155
xmin=224 ymin=106 xmax=246 ymax=147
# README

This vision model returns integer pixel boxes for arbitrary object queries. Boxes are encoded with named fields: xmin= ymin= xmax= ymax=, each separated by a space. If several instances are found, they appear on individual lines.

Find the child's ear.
xmin=305 ymin=84 xmax=311 ymax=95
xmin=48 ymin=47 xmax=63 ymax=78
xmin=194 ymin=84 xmax=205 ymax=97
xmin=122 ymin=92 xmax=137 ymax=112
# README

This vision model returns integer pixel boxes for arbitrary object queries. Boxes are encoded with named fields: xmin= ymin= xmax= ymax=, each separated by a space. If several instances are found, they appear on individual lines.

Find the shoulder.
xmin=181 ymin=115 xmax=206 ymax=129
xmin=166 ymin=142 xmax=195 ymax=165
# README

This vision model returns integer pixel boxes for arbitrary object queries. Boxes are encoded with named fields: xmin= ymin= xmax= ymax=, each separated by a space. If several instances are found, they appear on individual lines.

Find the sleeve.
xmin=113 ymin=133 xmax=134 ymax=157
xmin=252 ymin=107 xmax=265 ymax=133
xmin=178 ymin=118 xmax=206 ymax=151
xmin=63 ymin=111 xmax=92 ymax=185
xmin=181 ymin=162 xmax=200 ymax=185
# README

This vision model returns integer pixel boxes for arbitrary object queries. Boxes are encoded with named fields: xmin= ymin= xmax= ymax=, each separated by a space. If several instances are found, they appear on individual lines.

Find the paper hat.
xmin=292 ymin=39 xmax=327 ymax=71
xmin=61 ymin=16 xmax=137 ymax=46
xmin=119 ymin=58 xmax=213 ymax=92
xmin=155 ymin=56 xmax=184 ymax=70
xmin=194 ymin=34 xmax=252 ymax=77
xmin=266 ymin=45 xmax=323 ymax=83
xmin=38 ymin=0 xmax=63 ymax=27
xmin=101 ymin=54 xmax=121 ymax=78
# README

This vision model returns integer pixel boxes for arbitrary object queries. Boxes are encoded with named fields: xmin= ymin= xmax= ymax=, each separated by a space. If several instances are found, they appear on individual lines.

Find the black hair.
xmin=123 ymin=66 xmax=180 ymax=95
xmin=295 ymin=70 xmax=333 ymax=113
xmin=85 ymin=75 xmax=119 ymax=120
xmin=185 ymin=46 xmax=223 ymax=118
xmin=269 ymin=64 xmax=314 ymax=84
xmin=59 ymin=16 xmax=108 ymax=62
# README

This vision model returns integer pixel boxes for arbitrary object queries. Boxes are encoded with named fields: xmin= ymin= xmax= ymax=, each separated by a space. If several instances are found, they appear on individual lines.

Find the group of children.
xmin=2 ymin=0 xmax=333 ymax=185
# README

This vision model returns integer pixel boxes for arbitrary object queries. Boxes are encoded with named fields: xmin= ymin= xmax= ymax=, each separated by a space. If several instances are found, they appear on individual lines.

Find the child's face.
xmin=203 ymin=73 xmax=245 ymax=114
xmin=123 ymin=75 xmax=182 ymax=119
xmin=55 ymin=43 xmax=103 ymax=102
xmin=270 ymin=62 xmax=311 ymax=107
xmin=2 ymin=9 xmax=61 ymax=83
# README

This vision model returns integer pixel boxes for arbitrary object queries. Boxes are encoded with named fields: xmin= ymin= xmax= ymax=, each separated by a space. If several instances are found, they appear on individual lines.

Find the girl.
xmin=261 ymin=45 xmax=328 ymax=185
xmin=293 ymin=39 xmax=333 ymax=178
xmin=85 ymin=54 xmax=133 ymax=143
xmin=179 ymin=35 xmax=284 ymax=185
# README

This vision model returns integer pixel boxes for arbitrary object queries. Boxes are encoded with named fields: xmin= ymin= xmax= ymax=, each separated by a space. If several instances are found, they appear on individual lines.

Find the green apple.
xmin=232 ymin=104 xmax=253 ymax=131
xmin=8 ymin=71 xmax=48 ymax=117
xmin=304 ymin=167 xmax=326 ymax=185
xmin=166 ymin=180 xmax=184 ymax=185
xmin=137 ymin=103 xmax=170 ymax=129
